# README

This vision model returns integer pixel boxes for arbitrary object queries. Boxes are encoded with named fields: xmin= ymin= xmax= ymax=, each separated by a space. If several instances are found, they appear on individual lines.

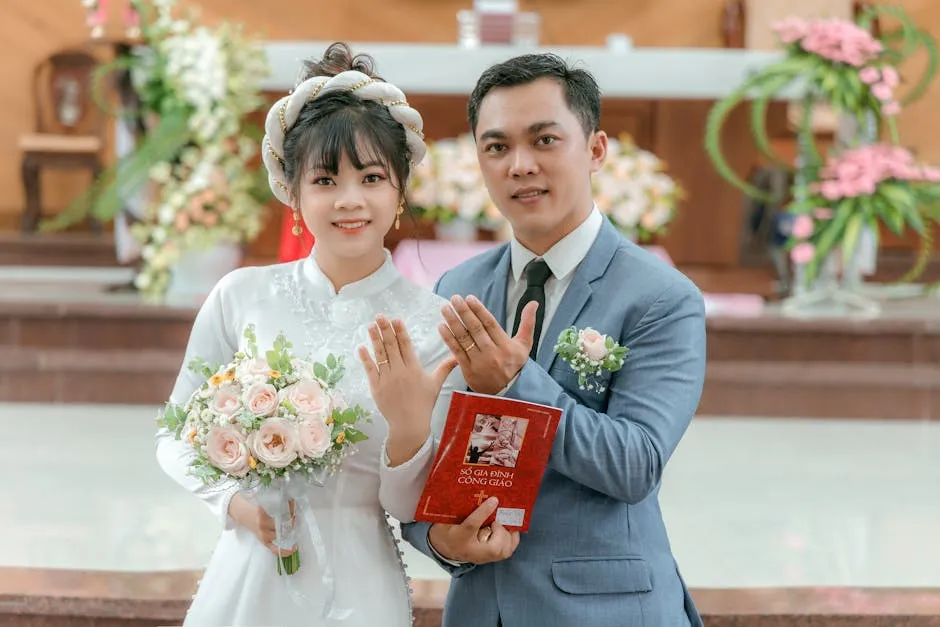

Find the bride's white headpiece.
xmin=261 ymin=70 xmax=426 ymax=207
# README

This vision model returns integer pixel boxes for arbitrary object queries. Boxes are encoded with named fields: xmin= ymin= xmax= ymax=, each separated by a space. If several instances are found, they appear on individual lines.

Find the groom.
xmin=401 ymin=53 xmax=706 ymax=626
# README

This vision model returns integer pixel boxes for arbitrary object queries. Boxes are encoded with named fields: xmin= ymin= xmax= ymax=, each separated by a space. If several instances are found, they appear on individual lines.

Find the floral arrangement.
xmin=594 ymin=135 xmax=683 ymax=242
xmin=553 ymin=326 xmax=627 ymax=393
xmin=787 ymin=144 xmax=940 ymax=279
xmin=704 ymin=4 xmax=938 ymax=286
xmin=157 ymin=324 xmax=370 ymax=574
xmin=407 ymin=133 xmax=503 ymax=228
xmin=46 ymin=0 xmax=272 ymax=301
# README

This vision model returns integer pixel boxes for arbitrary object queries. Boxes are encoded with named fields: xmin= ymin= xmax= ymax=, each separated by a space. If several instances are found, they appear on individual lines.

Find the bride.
xmin=155 ymin=42 xmax=464 ymax=626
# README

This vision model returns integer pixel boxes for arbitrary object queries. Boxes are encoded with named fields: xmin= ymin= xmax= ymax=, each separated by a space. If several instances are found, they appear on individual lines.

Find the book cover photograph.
xmin=415 ymin=391 xmax=562 ymax=532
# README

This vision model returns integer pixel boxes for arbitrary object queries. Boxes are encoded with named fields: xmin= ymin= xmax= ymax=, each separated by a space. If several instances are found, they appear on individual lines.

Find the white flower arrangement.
xmin=47 ymin=0 xmax=271 ymax=302
xmin=128 ymin=0 xmax=271 ymax=300
xmin=594 ymin=134 xmax=683 ymax=242
xmin=407 ymin=133 xmax=504 ymax=228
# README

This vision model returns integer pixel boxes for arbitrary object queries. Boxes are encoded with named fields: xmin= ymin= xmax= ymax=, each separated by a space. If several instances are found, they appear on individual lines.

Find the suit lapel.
xmin=538 ymin=220 xmax=622 ymax=372
xmin=480 ymin=245 xmax=511 ymax=329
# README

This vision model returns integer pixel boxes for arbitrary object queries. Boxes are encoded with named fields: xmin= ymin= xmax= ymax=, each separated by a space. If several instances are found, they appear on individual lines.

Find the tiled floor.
xmin=3 ymin=402 xmax=938 ymax=588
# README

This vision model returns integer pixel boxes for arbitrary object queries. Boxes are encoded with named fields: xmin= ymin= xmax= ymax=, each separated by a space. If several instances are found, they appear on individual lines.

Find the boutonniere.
xmin=553 ymin=327 xmax=628 ymax=392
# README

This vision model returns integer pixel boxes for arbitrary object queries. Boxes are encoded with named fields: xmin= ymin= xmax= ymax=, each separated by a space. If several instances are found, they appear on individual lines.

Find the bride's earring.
xmin=291 ymin=208 xmax=303 ymax=237
xmin=395 ymin=202 xmax=404 ymax=230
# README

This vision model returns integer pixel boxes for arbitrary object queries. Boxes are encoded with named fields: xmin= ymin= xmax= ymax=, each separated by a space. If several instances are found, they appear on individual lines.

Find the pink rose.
xmin=790 ymin=242 xmax=816 ymax=265
xmin=872 ymin=82 xmax=893 ymax=101
xmin=821 ymin=181 xmax=844 ymax=200
xmin=859 ymin=66 xmax=880 ymax=85
xmin=244 ymin=383 xmax=279 ymax=417
xmin=579 ymin=328 xmax=609 ymax=362
xmin=212 ymin=384 xmax=241 ymax=416
xmin=247 ymin=419 xmax=298 ymax=468
xmin=882 ymin=101 xmax=901 ymax=117
xmin=791 ymin=215 xmax=814 ymax=239
xmin=772 ymin=17 xmax=809 ymax=44
xmin=205 ymin=426 xmax=250 ymax=477
xmin=236 ymin=357 xmax=272 ymax=382
xmin=296 ymin=419 xmax=333 ymax=459
xmin=881 ymin=66 xmax=900 ymax=87
xmin=174 ymin=212 xmax=190 ymax=232
xmin=279 ymin=380 xmax=329 ymax=419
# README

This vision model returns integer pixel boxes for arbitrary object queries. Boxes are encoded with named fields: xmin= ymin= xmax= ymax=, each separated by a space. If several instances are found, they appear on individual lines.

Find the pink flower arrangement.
xmin=788 ymin=144 xmax=940 ymax=267
xmin=772 ymin=16 xmax=903 ymax=117
xmin=812 ymin=144 xmax=940 ymax=201
xmin=773 ymin=17 xmax=883 ymax=66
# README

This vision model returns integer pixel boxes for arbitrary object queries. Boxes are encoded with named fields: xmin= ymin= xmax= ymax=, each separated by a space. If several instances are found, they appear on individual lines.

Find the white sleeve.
xmin=154 ymin=276 xmax=243 ymax=529
xmin=378 ymin=339 xmax=465 ymax=523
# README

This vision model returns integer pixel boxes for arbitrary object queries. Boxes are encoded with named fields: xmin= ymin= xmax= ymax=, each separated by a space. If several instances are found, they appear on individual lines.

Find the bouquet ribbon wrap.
xmin=252 ymin=472 xmax=352 ymax=620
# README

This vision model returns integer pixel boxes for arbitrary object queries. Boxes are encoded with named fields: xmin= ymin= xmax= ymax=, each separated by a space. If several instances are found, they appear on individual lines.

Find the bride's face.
xmin=296 ymin=145 xmax=400 ymax=266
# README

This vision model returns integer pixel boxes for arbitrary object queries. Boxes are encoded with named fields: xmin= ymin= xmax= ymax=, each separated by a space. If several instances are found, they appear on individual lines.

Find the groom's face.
xmin=474 ymin=77 xmax=606 ymax=253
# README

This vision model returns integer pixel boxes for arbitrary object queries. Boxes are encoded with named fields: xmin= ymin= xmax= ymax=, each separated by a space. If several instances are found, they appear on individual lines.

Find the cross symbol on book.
xmin=474 ymin=490 xmax=488 ymax=504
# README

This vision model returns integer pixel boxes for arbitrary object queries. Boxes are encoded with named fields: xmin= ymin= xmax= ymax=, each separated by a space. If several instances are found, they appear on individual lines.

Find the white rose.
xmin=279 ymin=380 xmax=329 ymax=419
xmin=247 ymin=419 xmax=298 ymax=468
xmin=578 ymin=328 xmax=609 ymax=362
xmin=243 ymin=382 xmax=279 ymax=417
xmin=296 ymin=419 xmax=332 ymax=459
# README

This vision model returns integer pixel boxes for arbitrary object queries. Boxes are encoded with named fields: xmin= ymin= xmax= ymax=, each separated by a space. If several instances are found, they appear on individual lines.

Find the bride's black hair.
xmin=282 ymin=42 xmax=413 ymax=208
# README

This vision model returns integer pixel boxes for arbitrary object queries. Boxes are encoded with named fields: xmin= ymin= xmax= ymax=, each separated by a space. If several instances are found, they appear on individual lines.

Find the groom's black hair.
xmin=467 ymin=53 xmax=601 ymax=138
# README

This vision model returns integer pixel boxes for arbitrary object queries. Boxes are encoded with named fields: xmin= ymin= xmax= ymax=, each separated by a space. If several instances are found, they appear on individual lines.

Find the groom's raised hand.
xmin=428 ymin=496 xmax=520 ymax=564
xmin=439 ymin=295 xmax=538 ymax=395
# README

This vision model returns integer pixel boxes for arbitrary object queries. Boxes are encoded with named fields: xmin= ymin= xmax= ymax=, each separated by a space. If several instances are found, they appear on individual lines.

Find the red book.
xmin=414 ymin=391 xmax=562 ymax=532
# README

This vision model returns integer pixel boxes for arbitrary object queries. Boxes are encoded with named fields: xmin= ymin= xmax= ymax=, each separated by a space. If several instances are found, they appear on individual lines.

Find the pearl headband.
xmin=261 ymin=70 xmax=426 ymax=206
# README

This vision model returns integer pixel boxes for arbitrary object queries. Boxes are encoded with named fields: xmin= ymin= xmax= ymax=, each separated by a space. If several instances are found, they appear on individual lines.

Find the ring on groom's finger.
xmin=477 ymin=527 xmax=492 ymax=542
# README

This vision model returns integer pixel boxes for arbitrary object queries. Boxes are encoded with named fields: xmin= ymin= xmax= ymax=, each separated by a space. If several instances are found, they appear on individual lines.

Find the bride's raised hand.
xmin=357 ymin=315 xmax=457 ymax=466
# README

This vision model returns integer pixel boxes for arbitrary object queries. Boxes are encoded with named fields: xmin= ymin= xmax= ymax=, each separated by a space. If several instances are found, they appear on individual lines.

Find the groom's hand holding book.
xmin=422 ymin=296 xmax=550 ymax=565
xmin=428 ymin=496 xmax=520 ymax=564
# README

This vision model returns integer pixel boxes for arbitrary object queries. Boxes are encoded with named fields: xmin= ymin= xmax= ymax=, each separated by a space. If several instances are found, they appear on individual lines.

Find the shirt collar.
xmin=510 ymin=206 xmax=604 ymax=282
xmin=302 ymin=248 xmax=400 ymax=299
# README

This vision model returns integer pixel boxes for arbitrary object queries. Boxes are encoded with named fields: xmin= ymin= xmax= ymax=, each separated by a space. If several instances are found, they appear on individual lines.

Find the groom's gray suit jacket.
xmin=403 ymin=219 xmax=706 ymax=627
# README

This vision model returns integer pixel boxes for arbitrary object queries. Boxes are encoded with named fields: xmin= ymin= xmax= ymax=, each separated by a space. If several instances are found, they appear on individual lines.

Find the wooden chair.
xmin=19 ymin=49 xmax=105 ymax=232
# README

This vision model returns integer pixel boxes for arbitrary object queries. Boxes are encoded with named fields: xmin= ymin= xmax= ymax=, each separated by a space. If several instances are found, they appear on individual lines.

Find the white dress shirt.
xmin=505 ymin=207 xmax=604 ymax=350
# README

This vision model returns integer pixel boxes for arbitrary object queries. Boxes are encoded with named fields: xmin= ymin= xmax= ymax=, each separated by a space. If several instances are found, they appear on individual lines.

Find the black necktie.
xmin=511 ymin=259 xmax=552 ymax=359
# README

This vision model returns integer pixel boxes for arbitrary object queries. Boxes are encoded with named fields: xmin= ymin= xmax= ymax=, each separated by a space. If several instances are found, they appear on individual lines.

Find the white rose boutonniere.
xmin=553 ymin=327 xmax=628 ymax=392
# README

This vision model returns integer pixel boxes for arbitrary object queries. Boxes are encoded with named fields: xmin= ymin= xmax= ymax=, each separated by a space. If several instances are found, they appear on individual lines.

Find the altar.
xmin=254 ymin=42 xmax=795 ymax=267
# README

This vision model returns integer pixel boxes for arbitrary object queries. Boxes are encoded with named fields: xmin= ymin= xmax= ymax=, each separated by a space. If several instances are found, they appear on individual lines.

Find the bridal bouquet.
xmin=157 ymin=324 xmax=370 ymax=575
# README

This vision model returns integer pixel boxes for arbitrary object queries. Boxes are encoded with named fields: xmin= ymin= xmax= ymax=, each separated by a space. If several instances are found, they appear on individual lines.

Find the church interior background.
xmin=3 ymin=0 xmax=940 ymax=624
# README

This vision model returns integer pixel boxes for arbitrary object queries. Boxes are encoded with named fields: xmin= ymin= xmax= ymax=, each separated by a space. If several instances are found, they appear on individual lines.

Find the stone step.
xmin=706 ymin=310 xmax=940 ymax=364
xmin=2 ymin=568 xmax=939 ymax=627
xmin=0 ymin=300 xmax=194 ymax=352
xmin=702 ymin=361 xmax=940 ymax=420
xmin=0 ymin=347 xmax=179 ymax=404
xmin=5 ymin=346 xmax=940 ymax=421
xmin=0 ymin=232 xmax=119 ymax=267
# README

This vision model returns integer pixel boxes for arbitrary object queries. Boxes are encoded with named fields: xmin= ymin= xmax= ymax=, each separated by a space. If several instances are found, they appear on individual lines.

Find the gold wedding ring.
xmin=376 ymin=359 xmax=389 ymax=366
xmin=462 ymin=341 xmax=477 ymax=352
